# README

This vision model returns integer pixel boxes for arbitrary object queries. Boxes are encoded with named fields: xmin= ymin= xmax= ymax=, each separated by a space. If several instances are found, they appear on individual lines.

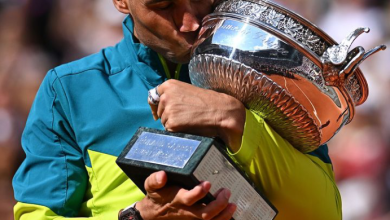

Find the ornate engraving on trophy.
xmin=215 ymin=0 xmax=329 ymax=56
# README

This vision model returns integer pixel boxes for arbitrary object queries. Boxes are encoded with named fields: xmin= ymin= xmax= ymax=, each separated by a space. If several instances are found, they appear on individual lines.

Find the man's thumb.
xmin=144 ymin=171 xmax=167 ymax=193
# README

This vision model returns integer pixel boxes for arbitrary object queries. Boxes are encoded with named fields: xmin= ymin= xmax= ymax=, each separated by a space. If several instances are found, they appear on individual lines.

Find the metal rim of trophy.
xmin=189 ymin=0 xmax=386 ymax=152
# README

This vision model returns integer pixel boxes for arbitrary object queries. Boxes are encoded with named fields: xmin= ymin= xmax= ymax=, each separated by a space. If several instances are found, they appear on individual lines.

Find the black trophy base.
xmin=116 ymin=127 xmax=277 ymax=220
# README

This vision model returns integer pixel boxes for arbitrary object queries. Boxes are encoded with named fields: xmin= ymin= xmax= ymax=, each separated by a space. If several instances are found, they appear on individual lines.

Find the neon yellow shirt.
xmin=230 ymin=109 xmax=342 ymax=220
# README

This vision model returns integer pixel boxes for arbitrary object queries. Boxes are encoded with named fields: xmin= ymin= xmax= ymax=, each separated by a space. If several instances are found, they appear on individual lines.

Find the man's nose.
xmin=174 ymin=6 xmax=201 ymax=32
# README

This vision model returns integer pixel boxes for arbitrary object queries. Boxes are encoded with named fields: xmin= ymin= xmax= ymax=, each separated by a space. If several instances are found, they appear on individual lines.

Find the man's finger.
xmin=172 ymin=181 xmax=211 ymax=206
xmin=156 ymin=81 xmax=165 ymax=97
xmin=211 ymin=203 xmax=237 ymax=220
xmin=156 ymin=97 xmax=166 ymax=120
xmin=201 ymin=189 xmax=231 ymax=220
xmin=147 ymin=84 xmax=164 ymax=120
xmin=144 ymin=171 xmax=167 ymax=193
xmin=148 ymin=99 xmax=159 ymax=120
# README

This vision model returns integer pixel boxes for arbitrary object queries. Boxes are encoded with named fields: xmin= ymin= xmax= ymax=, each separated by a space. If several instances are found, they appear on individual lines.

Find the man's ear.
xmin=112 ymin=0 xmax=131 ymax=14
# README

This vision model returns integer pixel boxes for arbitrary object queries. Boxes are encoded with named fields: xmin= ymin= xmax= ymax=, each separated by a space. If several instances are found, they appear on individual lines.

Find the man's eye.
xmin=155 ymin=2 xmax=173 ymax=10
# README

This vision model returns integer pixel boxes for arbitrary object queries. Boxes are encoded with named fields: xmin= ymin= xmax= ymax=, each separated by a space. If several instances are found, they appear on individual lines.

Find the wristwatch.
xmin=118 ymin=202 xmax=143 ymax=220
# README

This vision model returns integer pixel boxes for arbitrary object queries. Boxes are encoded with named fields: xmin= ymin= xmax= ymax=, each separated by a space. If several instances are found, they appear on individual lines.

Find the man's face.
xmin=125 ymin=0 xmax=216 ymax=64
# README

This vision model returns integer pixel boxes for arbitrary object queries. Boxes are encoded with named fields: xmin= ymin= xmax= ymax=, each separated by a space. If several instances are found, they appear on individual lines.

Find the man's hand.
xmin=136 ymin=171 xmax=237 ymax=220
xmin=148 ymin=79 xmax=245 ymax=152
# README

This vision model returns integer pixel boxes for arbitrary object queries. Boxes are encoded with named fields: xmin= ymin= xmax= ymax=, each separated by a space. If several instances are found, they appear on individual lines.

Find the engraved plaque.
xmin=116 ymin=127 xmax=278 ymax=220
xmin=125 ymin=132 xmax=201 ymax=169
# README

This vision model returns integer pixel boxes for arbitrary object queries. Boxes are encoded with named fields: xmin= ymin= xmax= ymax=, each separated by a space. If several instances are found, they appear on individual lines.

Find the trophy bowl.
xmin=189 ymin=0 xmax=386 ymax=153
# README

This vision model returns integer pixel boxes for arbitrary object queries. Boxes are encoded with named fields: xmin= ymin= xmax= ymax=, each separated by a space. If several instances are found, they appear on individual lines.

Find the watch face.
xmin=119 ymin=208 xmax=133 ymax=220
xmin=119 ymin=207 xmax=142 ymax=220
xmin=119 ymin=213 xmax=131 ymax=220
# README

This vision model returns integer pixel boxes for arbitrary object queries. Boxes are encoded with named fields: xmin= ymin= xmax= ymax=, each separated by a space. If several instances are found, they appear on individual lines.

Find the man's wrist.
xmin=118 ymin=202 xmax=143 ymax=220
xmin=217 ymin=93 xmax=245 ymax=151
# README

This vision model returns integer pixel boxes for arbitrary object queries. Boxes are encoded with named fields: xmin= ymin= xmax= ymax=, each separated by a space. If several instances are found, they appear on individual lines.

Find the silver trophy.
xmin=189 ymin=0 xmax=386 ymax=152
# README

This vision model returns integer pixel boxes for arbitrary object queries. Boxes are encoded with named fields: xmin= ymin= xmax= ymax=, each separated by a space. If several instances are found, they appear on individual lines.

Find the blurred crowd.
xmin=0 ymin=0 xmax=389 ymax=219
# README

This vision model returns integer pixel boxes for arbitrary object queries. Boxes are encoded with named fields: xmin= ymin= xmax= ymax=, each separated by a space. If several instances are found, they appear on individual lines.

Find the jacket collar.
xmin=120 ymin=16 xmax=191 ymax=85
xmin=121 ymin=16 xmax=166 ymax=86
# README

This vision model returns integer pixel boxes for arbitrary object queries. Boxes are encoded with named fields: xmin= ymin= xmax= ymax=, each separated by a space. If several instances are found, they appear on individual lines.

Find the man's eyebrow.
xmin=144 ymin=0 xmax=172 ymax=5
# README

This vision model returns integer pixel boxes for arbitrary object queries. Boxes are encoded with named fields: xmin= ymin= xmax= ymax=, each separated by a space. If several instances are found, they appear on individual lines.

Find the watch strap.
xmin=118 ymin=202 xmax=143 ymax=220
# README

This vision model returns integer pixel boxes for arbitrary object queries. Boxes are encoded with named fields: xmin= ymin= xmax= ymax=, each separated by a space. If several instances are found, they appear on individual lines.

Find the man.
xmin=13 ymin=0 xmax=342 ymax=219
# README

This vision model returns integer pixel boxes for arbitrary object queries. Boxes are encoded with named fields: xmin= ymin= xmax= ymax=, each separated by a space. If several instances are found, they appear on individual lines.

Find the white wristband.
xmin=123 ymin=201 xmax=138 ymax=212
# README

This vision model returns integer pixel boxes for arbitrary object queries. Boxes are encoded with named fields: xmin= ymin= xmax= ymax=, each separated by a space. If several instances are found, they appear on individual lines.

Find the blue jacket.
xmin=12 ymin=15 xmax=193 ymax=219
xmin=13 ymin=16 xmax=338 ymax=220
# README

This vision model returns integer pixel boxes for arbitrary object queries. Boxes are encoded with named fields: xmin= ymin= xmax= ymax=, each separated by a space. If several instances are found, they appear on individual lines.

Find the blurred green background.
xmin=0 ymin=0 xmax=389 ymax=219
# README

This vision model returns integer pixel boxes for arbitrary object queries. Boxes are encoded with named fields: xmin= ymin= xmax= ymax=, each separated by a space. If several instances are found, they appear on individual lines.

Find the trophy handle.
xmin=322 ymin=27 xmax=370 ymax=65
xmin=347 ymin=45 xmax=387 ymax=75
xmin=322 ymin=27 xmax=387 ymax=85
xmin=340 ymin=27 xmax=370 ymax=49
xmin=339 ymin=46 xmax=365 ymax=79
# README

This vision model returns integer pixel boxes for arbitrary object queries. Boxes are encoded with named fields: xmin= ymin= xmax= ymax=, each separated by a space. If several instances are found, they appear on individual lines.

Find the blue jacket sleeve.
xmin=13 ymin=69 xmax=88 ymax=217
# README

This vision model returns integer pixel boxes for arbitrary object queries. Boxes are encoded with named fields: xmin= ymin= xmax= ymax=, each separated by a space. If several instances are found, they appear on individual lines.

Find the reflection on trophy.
xmin=189 ymin=0 xmax=387 ymax=152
